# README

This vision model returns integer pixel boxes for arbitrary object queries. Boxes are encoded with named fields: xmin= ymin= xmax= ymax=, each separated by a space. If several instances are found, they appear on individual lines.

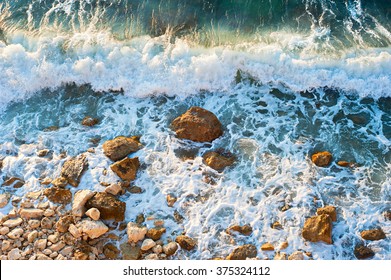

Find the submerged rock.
xmin=81 ymin=116 xmax=99 ymax=127
xmin=302 ymin=214 xmax=332 ymax=244
xmin=226 ymin=244 xmax=257 ymax=260
xmin=175 ymin=235 xmax=197 ymax=251
xmin=171 ymin=107 xmax=223 ymax=143
xmin=261 ymin=242 xmax=275 ymax=251
xmin=227 ymin=224 xmax=253 ymax=236
xmin=61 ymin=155 xmax=88 ymax=187
xmin=103 ymin=136 xmax=142 ymax=162
xmin=85 ymin=192 xmax=126 ymax=221
xmin=316 ymin=206 xmax=337 ymax=222
xmin=3 ymin=177 xmax=25 ymax=188
xmin=110 ymin=157 xmax=140 ymax=182
xmin=311 ymin=151 xmax=332 ymax=167
xmin=360 ymin=228 xmax=386 ymax=241
xmin=44 ymin=187 xmax=72 ymax=205
xmin=202 ymin=150 xmax=235 ymax=172
xmin=354 ymin=245 xmax=375 ymax=260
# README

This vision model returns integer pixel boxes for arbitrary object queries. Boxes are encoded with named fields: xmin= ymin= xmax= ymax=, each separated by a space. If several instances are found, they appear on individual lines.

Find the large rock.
xmin=85 ymin=192 xmax=126 ymax=221
xmin=171 ymin=107 xmax=223 ymax=142
xmin=316 ymin=206 xmax=337 ymax=222
xmin=226 ymin=244 xmax=257 ymax=260
xmin=110 ymin=157 xmax=140 ymax=182
xmin=354 ymin=245 xmax=375 ymax=260
xmin=44 ymin=187 xmax=72 ymax=205
xmin=72 ymin=189 xmax=95 ymax=217
xmin=203 ymin=150 xmax=235 ymax=172
xmin=78 ymin=219 xmax=108 ymax=239
xmin=103 ymin=136 xmax=142 ymax=162
xmin=127 ymin=222 xmax=147 ymax=243
xmin=61 ymin=155 xmax=88 ymax=187
xmin=302 ymin=214 xmax=332 ymax=244
xmin=360 ymin=228 xmax=386 ymax=241
xmin=311 ymin=151 xmax=332 ymax=167
xmin=175 ymin=235 xmax=197 ymax=251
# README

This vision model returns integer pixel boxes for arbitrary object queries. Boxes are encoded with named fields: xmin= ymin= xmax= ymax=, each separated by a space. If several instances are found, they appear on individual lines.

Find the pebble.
xmin=104 ymin=184 xmax=122 ymax=196
xmin=49 ymin=241 xmax=65 ymax=252
xmin=34 ymin=239 xmax=47 ymax=251
xmin=153 ymin=245 xmax=163 ymax=254
xmin=28 ymin=219 xmax=41 ymax=229
xmin=50 ymin=252 xmax=58 ymax=258
xmin=47 ymin=234 xmax=59 ymax=244
xmin=20 ymin=208 xmax=44 ymax=219
xmin=1 ymin=240 xmax=11 ymax=251
xmin=42 ymin=249 xmax=52 ymax=255
xmin=68 ymin=224 xmax=82 ymax=239
xmin=0 ymin=226 xmax=10 ymax=235
xmin=141 ymin=239 xmax=156 ymax=251
xmin=27 ymin=231 xmax=39 ymax=243
xmin=8 ymin=209 xmax=18 ymax=218
xmin=44 ymin=209 xmax=55 ymax=217
xmin=288 ymin=251 xmax=304 ymax=260
xmin=36 ymin=253 xmax=52 ymax=260
xmin=7 ymin=228 xmax=24 ymax=239
xmin=85 ymin=208 xmax=100 ymax=221
xmin=145 ymin=253 xmax=159 ymax=260
xmin=3 ymin=218 xmax=23 ymax=228
xmin=7 ymin=248 xmax=21 ymax=260
xmin=41 ymin=217 xmax=53 ymax=229
xmin=163 ymin=242 xmax=178 ymax=256
xmin=55 ymin=254 xmax=66 ymax=260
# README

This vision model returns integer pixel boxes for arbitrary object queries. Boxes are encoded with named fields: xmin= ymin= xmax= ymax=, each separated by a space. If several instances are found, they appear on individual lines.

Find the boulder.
xmin=78 ymin=219 xmax=108 ymax=239
xmin=81 ymin=116 xmax=99 ymax=127
xmin=354 ymin=245 xmax=375 ymax=259
xmin=103 ymin=136 xmax=142 ymax=162
xmin=110 ymin=157 xmax=140 ymax=182
xmin=302 ymin=214 xmax=332 ymax=244
xmin=72 ymin=189 xmax=95 ymax=217
xmin=311 ymin=151 xmax=332 ymax=167
xmin=171 ymin=107 xmax=223 ymax=142
xmin=203 ymin=150 xmax=235 ymax=171
xmin=226 ymin=244 xmax=257 ymax=260
xmin=175 ymin=235 xmax=197 ymax=251
xmin=163 ymin=242 xmax=178 ymax=256
xmin=316 ymin=206 xmax=337 ymax=222
xmin=227 ymin=224 xmax=253 ymax=236
xmin=85 ymin=192 xmax=126 ymax=221
xmin=44 ymin=187 xmax=72 ymax=205
xmin=61 ymin=155 xmax=88 ymax=187
xmin=126 ymin=222 xmax=147 ymax=243
xmin=360 ymin=228 xmax=386 ymax=241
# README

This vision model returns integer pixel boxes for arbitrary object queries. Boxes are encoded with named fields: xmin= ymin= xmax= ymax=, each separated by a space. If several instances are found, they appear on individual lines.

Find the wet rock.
xmin=7 ymin=248 xmax=21 ymax=260
xmin=72 ymin=189 xmax=95 ymax=217
xmin=337 ymin=161 xmax=355 ymax=168
xmin=120 ymin=243 xmax=141 ymax=260
xmin=226 ymin=244 xmax=257 ymax=260
xmin=129 ymin=186 xmax=143 ymax=194
xmin=4 ymin=177 xmax=25 ymax=188
xmin=227 ymin=224 xmax=253 ymax=236
xmin=272 ymin=221 xmax=283 ymax=230
xmin=85 ymin=208 xmax=100 ymax=221
xmin=163 ymin=242 xmax=178 ymax=256
xmin=261 ymin=242 xmax=274 ymax=251
xmin=166 ymin=194 xmax=177 ymax=207
xmin=279 ymin=241 xmax=289 ymax=250
xmin=78 ymin=219 xmax=108 ymax=239
xmin=135 ymin=214 xmax=145 ymax=225
xmin=51 ymin=177 xmax=68 ymax=188
xmin=384 ymin=210 xmax=391 ymax=221
xmin=56 ymin=215 xmax=74 ymax=233
xmin=175 ymin=235 xmax=197 ymax=251
xmin=104 ymin=183 xmax=122 ymax=196
xmin=85 ymin=192 xmax=126 ymax=221
xmin=141 ymin=239 xmax=156 ymax=251
xmin=61 ymin=155 xmax=88 ymax=187
xmin=0 ymin=193 xmax=11 ymax=208
xmin=146 ymin=227 xmax=166 ymax=241
xmin=81 ymin=116 xmax=99 ymax=127
xmin=20 ymin=208 xmax=44 ymax=219
xmin=3 ymin=218 xmax=23 ymax=228
xmin=110 ymin=157 xmax=140 ymax=182
xmin=302 ymin=214 xmax=332 ymax=244
xmin=103 ymin=136 xmax=142 ymax=162
xmin=311 ymin=151 xmax=332 ymax=167
xmin=127 ymin=222 xmax=147 ymax=243
xmin=316 ymin=205 xmax=337 ymax=222
xmin=360 ymin=228 xmax=386 ymax=241
xmin=274 ymin=252 xmax=288 ymax=260
xmin=153 ymin=245 xmax=163 ymax=254
xmin=174 ymin=210 xmax=184 ymax=224
xmin=103 ymin=243 xmax=120 ymax=259
xmin=203 ymin=150 xmax=235 ymax=171
xmin=37 ymin=149 xmax=50 ymax=157
xmin=171 ymin=107 xmax=223 ymax=143
xmin=44 ymin=187 xmax=72 ymax=205
xmin=354 ymin=245 xmax=375 ymax=260
xmin=288 ymin=251 xmax=305 ymax=260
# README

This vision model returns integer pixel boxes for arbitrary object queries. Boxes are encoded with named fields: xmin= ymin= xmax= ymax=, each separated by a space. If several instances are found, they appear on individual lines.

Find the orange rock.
xmin=311 ymin=151 xmax=332 ymax=167
xmin=316 ymin=206 xmax=337 ymax=222
xmin=302 ymin=214 xmax=332 ymax=244
xmin=110 ymin=157 xmax=139 ymax=181
xmin=203 ymin=151 xmax=235 ymax=172
xmin=360 ymin=228 xmax=386 ymax=241
xmin=103 ymin=136 xmax=142 ymax=162
xmin=261 ymin=242 xmax=275 ymax=251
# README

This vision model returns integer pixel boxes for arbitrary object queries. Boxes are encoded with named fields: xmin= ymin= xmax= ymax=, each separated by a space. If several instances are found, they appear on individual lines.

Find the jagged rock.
xmin=288 ymin=251 xmax=305 ymax=260
xmin=78 ymin=219 xmax=108 ymax=239
xmin=171 ymin=107 xmax=223 ymax=142
xmin=316 ymin=205 xmax=337 ymax=222
xmin=85 ymin=208 xmax=100 ymax=221
xmin=51 ymin=177 xmax=68 ymax=188
xmin=203 ymin=150 xmax=235 ymax=171
xmin=360 ymin=228 xmax=386 ymax=241
xmin=20 ymin=208 xmax=44 ymax=219
xmin=175 ymin=235 xmax=197 ymax=251
xmin=68 ymin=224 xmax=82 ymax=239
xmin=141 ymin=239 xmax=156 ymax=251
xmin=85 ymin=192 xmax=126 ymax=221
xmin=103 ymin=136 xmax=142 ymax=162
xmin=44 ymin=187 xmax=72 ymax=204
xmin=3 ymin=177 xmax=25 ymax=188
xmin=163 ymin=242 xmax=178 ymax=256
xmin=261 ymin=242 xmax=274 ymax=251
xmin=166 ymin=194 xmax=177 ymax=207
xmin=120 ymin=243 xmax=141 ymax=260
xmin=146 ymin=227 xmax=166 ymax=241
xmin=55 ymin=215 xmax=74 ymax=233
xmin=61 ymin=155 xmax=88 ymax=187
xmin=72 ymin=189 xmax=95 ymax=217
xmin=226 ymin=244 xmax=257 ymax=260
xmin=104 ymin=183 xmax=122 ymax=196
xmin=354 ymin=245 xmax=375 ymax=259
xmin=3 ymin=218 xmax=23 ymax=228
xmin=311 ymin=151 xmax=332 ymax=167
xmin=279 ymin=241 xmax=289 ymax=250
xmin=37 ymin=149 xmax=50 ymax=157
xmin=302 ymin=214 xmax=332 ymax=244
xmin=103 ymin=243 xmax=120 ymax=259
xmin=81 ymin=116 xmax=99 ymax=127
xmin=110 ymin=157 xmax=140 ymax=182
xmin=0 ymin=193 xmax=10 ymax=208
xmin=127 ymin=222 xmax=147 ymax=243
xmin=227 ymin=224 xmax=253 ymax=236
